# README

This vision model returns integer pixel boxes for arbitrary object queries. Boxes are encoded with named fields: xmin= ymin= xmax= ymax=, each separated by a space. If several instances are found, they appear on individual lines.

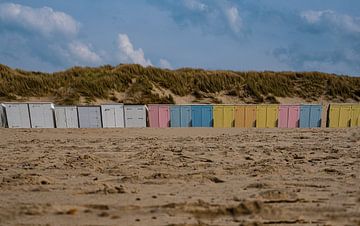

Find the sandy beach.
xmin=0 ymin=128 xmax=359 ymax=226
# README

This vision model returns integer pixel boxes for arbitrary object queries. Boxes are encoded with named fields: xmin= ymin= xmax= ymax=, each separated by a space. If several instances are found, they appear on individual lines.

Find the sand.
xmin=0 ymin=128 xmax=359 ymax=226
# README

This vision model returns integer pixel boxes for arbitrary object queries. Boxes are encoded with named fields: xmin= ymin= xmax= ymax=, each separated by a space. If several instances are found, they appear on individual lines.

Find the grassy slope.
xmin=0 ymin=64 xmax=359 ymax=105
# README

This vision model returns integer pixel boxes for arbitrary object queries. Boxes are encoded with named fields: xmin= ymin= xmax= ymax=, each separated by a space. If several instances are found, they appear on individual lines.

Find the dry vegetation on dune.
xmin=0 ymin=63 xmax=360 ymax=105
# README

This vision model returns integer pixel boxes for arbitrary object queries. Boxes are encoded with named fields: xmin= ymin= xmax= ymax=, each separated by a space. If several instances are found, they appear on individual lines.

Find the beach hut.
xmin=28 ymin=103 xmax=55 ymax=128
xmin=299 ymin=104 xmax=322 ymax=128
xmin=0 ymin=104 xmax=7 ymax=128
xmin=278 ymin=105 xmax=300 ymax=128
xmin=124 ymin=105 xmax=146 ymax=128
xmin=148 ymin=104 xmax=170 ymax=128
xmin=338 ymin=105 xmax=352 ymax=128
xmin=328 ymin=104 xmax=340 ymax=128
xmin=191 ymin=105 xmax=213 ymax=127
xmin=54 ymin=106 xmax=79 ymax=128
xmin=234 ymin=105 xmax=256 ymax=128
xmin=3 ymin=103 xmax=31 ymax=128
xmin=351 ymin=104 xmax=360 ymax=127
xmin=101 ymin=104 xmax=125 ymax=128
xmin=78 ymin=106 xmax=102 ymax=128
xmin=256 ymin=105 xmax=279 ymax=128
xmin=328 ymin=104 xmax=351 ymax=128
xmin=213 ymin=105 xmax=234 ymax=128
xmin=170 ymin=105 xmax=192 ymax=127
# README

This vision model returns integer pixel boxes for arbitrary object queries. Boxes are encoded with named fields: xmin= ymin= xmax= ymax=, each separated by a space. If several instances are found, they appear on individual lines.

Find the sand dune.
xmin=0 ymin=128 xmax=359 ymax=226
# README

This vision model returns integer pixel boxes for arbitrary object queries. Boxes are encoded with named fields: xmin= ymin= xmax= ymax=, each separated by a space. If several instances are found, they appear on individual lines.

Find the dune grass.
xmin=0 ymin=64 xmax=359 ymax=104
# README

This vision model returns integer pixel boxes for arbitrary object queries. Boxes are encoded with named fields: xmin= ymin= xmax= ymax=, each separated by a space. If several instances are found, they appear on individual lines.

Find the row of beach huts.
xmin=0 ymin=102 xmax=359 ymax=129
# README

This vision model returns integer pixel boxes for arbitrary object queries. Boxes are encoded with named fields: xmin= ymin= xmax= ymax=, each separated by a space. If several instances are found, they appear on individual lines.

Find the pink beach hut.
xmin=148 ymin=104 xmax=170 ymax=128
xmin=278 ymin=105 xmax=300 ymax=128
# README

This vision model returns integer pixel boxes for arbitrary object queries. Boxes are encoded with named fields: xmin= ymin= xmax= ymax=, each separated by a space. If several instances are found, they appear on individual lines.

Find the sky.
xmin=0 ymin=0 xmax=359 ymax=76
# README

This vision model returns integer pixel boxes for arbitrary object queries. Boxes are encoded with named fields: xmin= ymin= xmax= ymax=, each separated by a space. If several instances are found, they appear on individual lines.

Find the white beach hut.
xmin=28 ymin=102 xmax=55 ymax=128
xmin=54 ymin=106 xmax=79 ymax=128
xmin=101 ymin=104 xmax=125 ymax=128
xmin=78 ymin=106 xmax=102 ymax=128
xmin=3 ymin=103 xmax=31 ymax=128
xmin=124 ymin=105 xmax=147 ymax=128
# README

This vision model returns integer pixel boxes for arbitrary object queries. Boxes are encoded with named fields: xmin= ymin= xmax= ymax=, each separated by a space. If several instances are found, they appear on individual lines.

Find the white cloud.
xmin=159 ymin=59 xmax=172 ymax=69
xmin=301 ymin=10 xmax=360 ymax=34
xmin=68 ymin=41 xmax=102 ymax=64
xmin=117 ymin=34 xmax=152 ymax=66
xmin=0 ymin=3 xmax=105 ymax=69
xmin=183 ymin=0 xmax=207 ymax=12
xmin=300 ymin=10 xmax=327 ymax=24
xmin=273 ymin=44 xmax=360 ymax=75
xmin=150 ymin=1 xmax=248 ymax=37
xmin=225 ymin=6 xmax=243 ymax=33
xmin=0 ymin=3 xmax=79 ymax=37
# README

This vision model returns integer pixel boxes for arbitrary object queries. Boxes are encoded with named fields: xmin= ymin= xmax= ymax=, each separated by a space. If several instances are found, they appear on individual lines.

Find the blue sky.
xmin=0 ymin=0 xmax=359 ymax=76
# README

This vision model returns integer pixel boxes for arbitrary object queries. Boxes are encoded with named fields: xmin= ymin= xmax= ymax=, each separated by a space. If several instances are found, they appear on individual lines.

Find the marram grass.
xmin=0 ymin=64 xmax=359 ymax=105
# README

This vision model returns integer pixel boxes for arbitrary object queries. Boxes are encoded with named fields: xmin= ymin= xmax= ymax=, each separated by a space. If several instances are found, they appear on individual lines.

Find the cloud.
xmin=225 ymin=6 xmax=243 ymax=33
xmin=0 ymin=3 xmax=103 ymax=71
xmin=148 ymin=0 xmax=247 ymax=37
xmin=68 ymin=41 xmax=102 ymax=64
xmin=272 ymin=10 xmax=360 ymax=74
xmin=270 ymin=9 xmax=360 ymax=75
xmin=301 ymin=10 xmax=360 ymax=34
xmin=117 ymin=34 xmax=152 ymax=66
xmin=273 ymin=44 xmax=360 ymax=75
xmin=116 ymin=34 xmax=174 ymax=69
xmin=159 ymin=59 xmax=172 ymax=69
xmin=0 ymin=3 xmax=79 ymax=37
xmin=183 ymin=0 xmax=207 ymax=12
xmin=0 ymin=3 xmax=169 ymax=70
xmin=301 ymin=10 xmax=328 ymax=24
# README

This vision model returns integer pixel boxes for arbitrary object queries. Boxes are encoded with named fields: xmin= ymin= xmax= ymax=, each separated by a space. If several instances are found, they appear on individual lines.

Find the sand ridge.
xmin=0 ymin=128 xmax=359 ymax=226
